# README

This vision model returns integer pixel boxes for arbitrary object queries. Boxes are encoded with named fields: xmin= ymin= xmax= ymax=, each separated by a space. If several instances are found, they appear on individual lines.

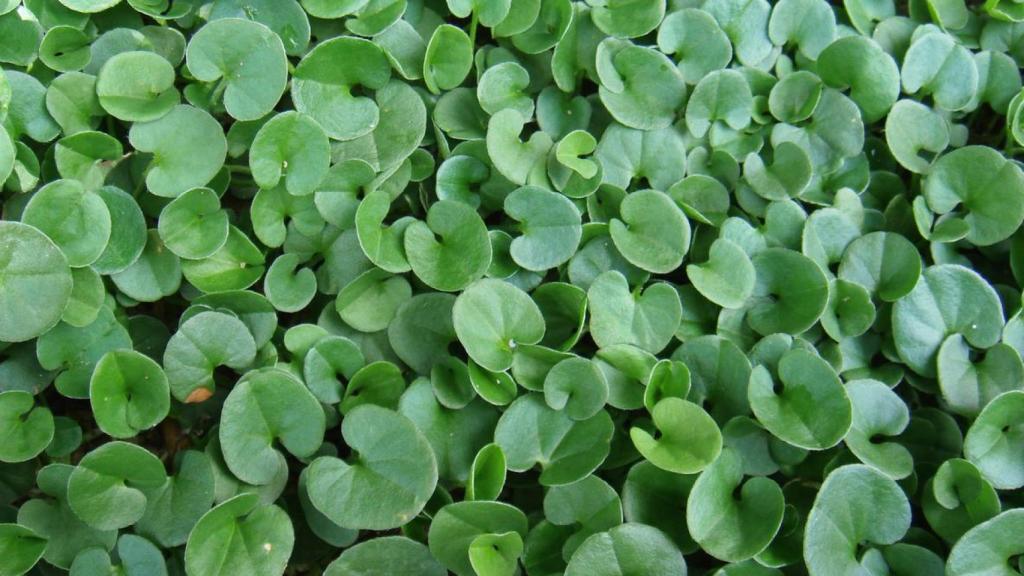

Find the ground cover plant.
xmin=2 ymin=0 xmax=1024 ymax=574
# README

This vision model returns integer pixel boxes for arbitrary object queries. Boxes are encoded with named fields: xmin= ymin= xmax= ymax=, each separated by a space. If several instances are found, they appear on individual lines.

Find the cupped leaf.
xmin=946 ymin=508 xmax=1024 ymax=576
xmin=747 ymin=248 xmax=830 ymax=336
xmin=837 ymin=231 xmax=921 ymax=302
xmin=922 ymin=458 xmax=1000 ymax=544
xmin=405 ymin=200 xmax=492 ymax=291
xmin=0 ymin=221 xmax=73 ymax=343
xmin=466 ymin=443 xmax=507 ymax=501
xmin=428 ymin=501 xmax=528 ymax=576
xmin=128 ymin=105 xmax=227 ymax=198
xmin=186 ymin=18 xmax=287 ymax=121
xmin=453 ymin=279 xmax=546 ymax=372
xmin=844 ymin=379 xmax=913 ymax=479
xmin=687 ymin=448 xmax=785 ymax=561
xmin=264 ymin=254 xmax=317 ymax=313
xmin=686 ymin=69 xmax=753 ymax=138
xmin=609 ymin=189 xmax=691 ymax=274
xmin=89 ymin=350 xmax=169 ymax=439
xmin=565 ymin=523 xmax=687 ymax=576
xmin=687 ymin=239 xmax=755 ymax=309
xmin=892 ymin=264 xmax=1004 ymax=377
xmin=424 ymin=24 xmax=473 ymax=94
xmin=631 ymin=397 xmax=722 ymax=474
xmin=0 ymin=523 xmax=46 ymax=576
xmin=817 ymin=36 xmax=900 ymax=123
xmin=292 ymin=36 xmax=391 ymax=141
xmin=901 ymin=31 xmax=978 ymax=112
xmin=220 ymin=369 xmax=325 ymax=486
xmin=96 ymin=51 xmax=179 ymax=122
xmin=486 ymin=108 xmax=553 ymax=186
xmin=964 ymin=390 xmax=1024 ymax=489
xmin=325 ymin=536 xmax=447 ymax=576
xmin=657 ymin=8 xmax=732 ymax=83
xmin=164 ymin=311 xmax=258 ymax=402
xmin=22 ymin=179 xmax=111 ymax=268
xmin=748 ymin=348 xmax=852 ymax=450
xmin=184 ymin=493 xmax=294 ymax=576
xmin=804 ymin=465 xmax=910 ymax=576
xmin=157 ymin=187 xmax=229 ymax=260
xmin=596 ymin=38 xmax=687 ymax=130
xmin=67 ymin=442 xmax=167 ymax=530
xmin=588 ymin=271 xmax=682 ymax=354
xmin=0 ymin=391 xmax=54 ymax=463
xmin=307 ymin=405 xmax=438 ymax=530
xmin=495 ymin=393 xmax=613 ymax=485
xmin=543 ymin=356 xmax=609 ymax=420
xmin=249 ymin=111 xmax=330 ymax=196
xmin=938 ymin=335 xmax=1023 ymax=418
xmin=504 ymin=185 xmax=582 ymax=272
xmin=923 ymin=145 xmax=1024 ymax=246
xmin=884 ymin=99 xmax=949 ymax=174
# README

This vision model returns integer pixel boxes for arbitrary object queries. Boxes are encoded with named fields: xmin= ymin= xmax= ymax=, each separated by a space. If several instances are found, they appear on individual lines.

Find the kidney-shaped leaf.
xmin=186 ymin=18 xmax=287 ymax=121
xmin=220 ymin=368 xmax=325 ymax=486
xmin=804 ymin=465 xmax=911 ymax=576
xmin=184 ymin=493 xmax=294 ymax=576
xmin=687 ymin=448 xmax=784 ymax=562
xmin=307 ymin=405 xmax=438 ymax=530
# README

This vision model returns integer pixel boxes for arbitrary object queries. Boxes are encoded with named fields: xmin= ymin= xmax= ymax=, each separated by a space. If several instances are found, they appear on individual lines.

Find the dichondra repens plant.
xmin=2 ymin=0 xmax=1024 ymax=574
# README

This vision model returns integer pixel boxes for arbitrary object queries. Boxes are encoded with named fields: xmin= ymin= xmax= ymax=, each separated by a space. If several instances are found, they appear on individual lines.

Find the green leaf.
xmin=804 ymin=465 xmax=911 ymax=576
xmin=220 ymin=368 xmax=325 ymax=486
xmin=186 ymin=18 xmax=287 ymax=121
xmin=748 ymin=248 xmax=830 ymax=336
xmin=405 ymin=200 xmax=492 ymax=291
xmin=844 ymin=379 xmax=913 ymax=479
xmin=687 ymin=448 xmax=784 ymax=561
xmin=96 ymin=51 xmax=179 ymax=122
xmin=543 ymin=356 xmax=609 ymax=420
xmin=157 ymin=187 xmax=229 ymax=260
xmin=495 ymin=393 xmax=613 ymax=485
xmin=923 ymin=145 xmax=1024 ymax=246
xmin=0 ymin=222 xmax=73 ymax=343
xmin=424 ymin=24 xmax=473 ymax=94
xmin=609 ymin=189 xmax=691 ymax=274
xmin=748 ymin=348 xmax=852 ymax=450
xmin=67 ymin=442 xmax=167 ymax=530
xmin=89 ymin=350 xmax=169 ymax=439
xmin=946 ymin=509 xmax=1024 ymax=575
xmin=0 ymin=523 xmax=46 ymax=576
xmin=588 ymin=271 xmax=682 ymax=354
xmin=0 ymin=391 xmax=54 ymax=463
xmin=292 ymin=36 xmax=390 ymax=141
xmin=184 ymin=494 xmax=294 ymax=576
xmin=128 ymin=105 xmax=227 ymax=198
xmin=892 ymin=264 xmax=1004 ymax=377
xmin=964 ymin=390 xmax=1024 ymax=489
xmin=164 ymin=310 xmax=257 ymax=402
xmin=22 ymin=179 xmax=111 ymax=268
xmin=597 ymin=38 xmax=686 ymax=130
xmin=565 ymin=523 xmax=687 ymax=576
xmin=687 ymin=239 xmax=755 ymax=309
xmin=325 ymin=536 xmax=447 ymax=576
xmin=307 ymin=405 xmax=438 ymax=530
xmin=466 ymin=443 xmax=507 ymax=501
xmin=426 ymin=502 xmax=528 ymax=576
xmin=631 ymin=397 xmax=721 ymax=474
xmin=249 ymin=111 xmax=330 ymax=196
xmin=453 ymin=279 xmax=546 ymax=372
